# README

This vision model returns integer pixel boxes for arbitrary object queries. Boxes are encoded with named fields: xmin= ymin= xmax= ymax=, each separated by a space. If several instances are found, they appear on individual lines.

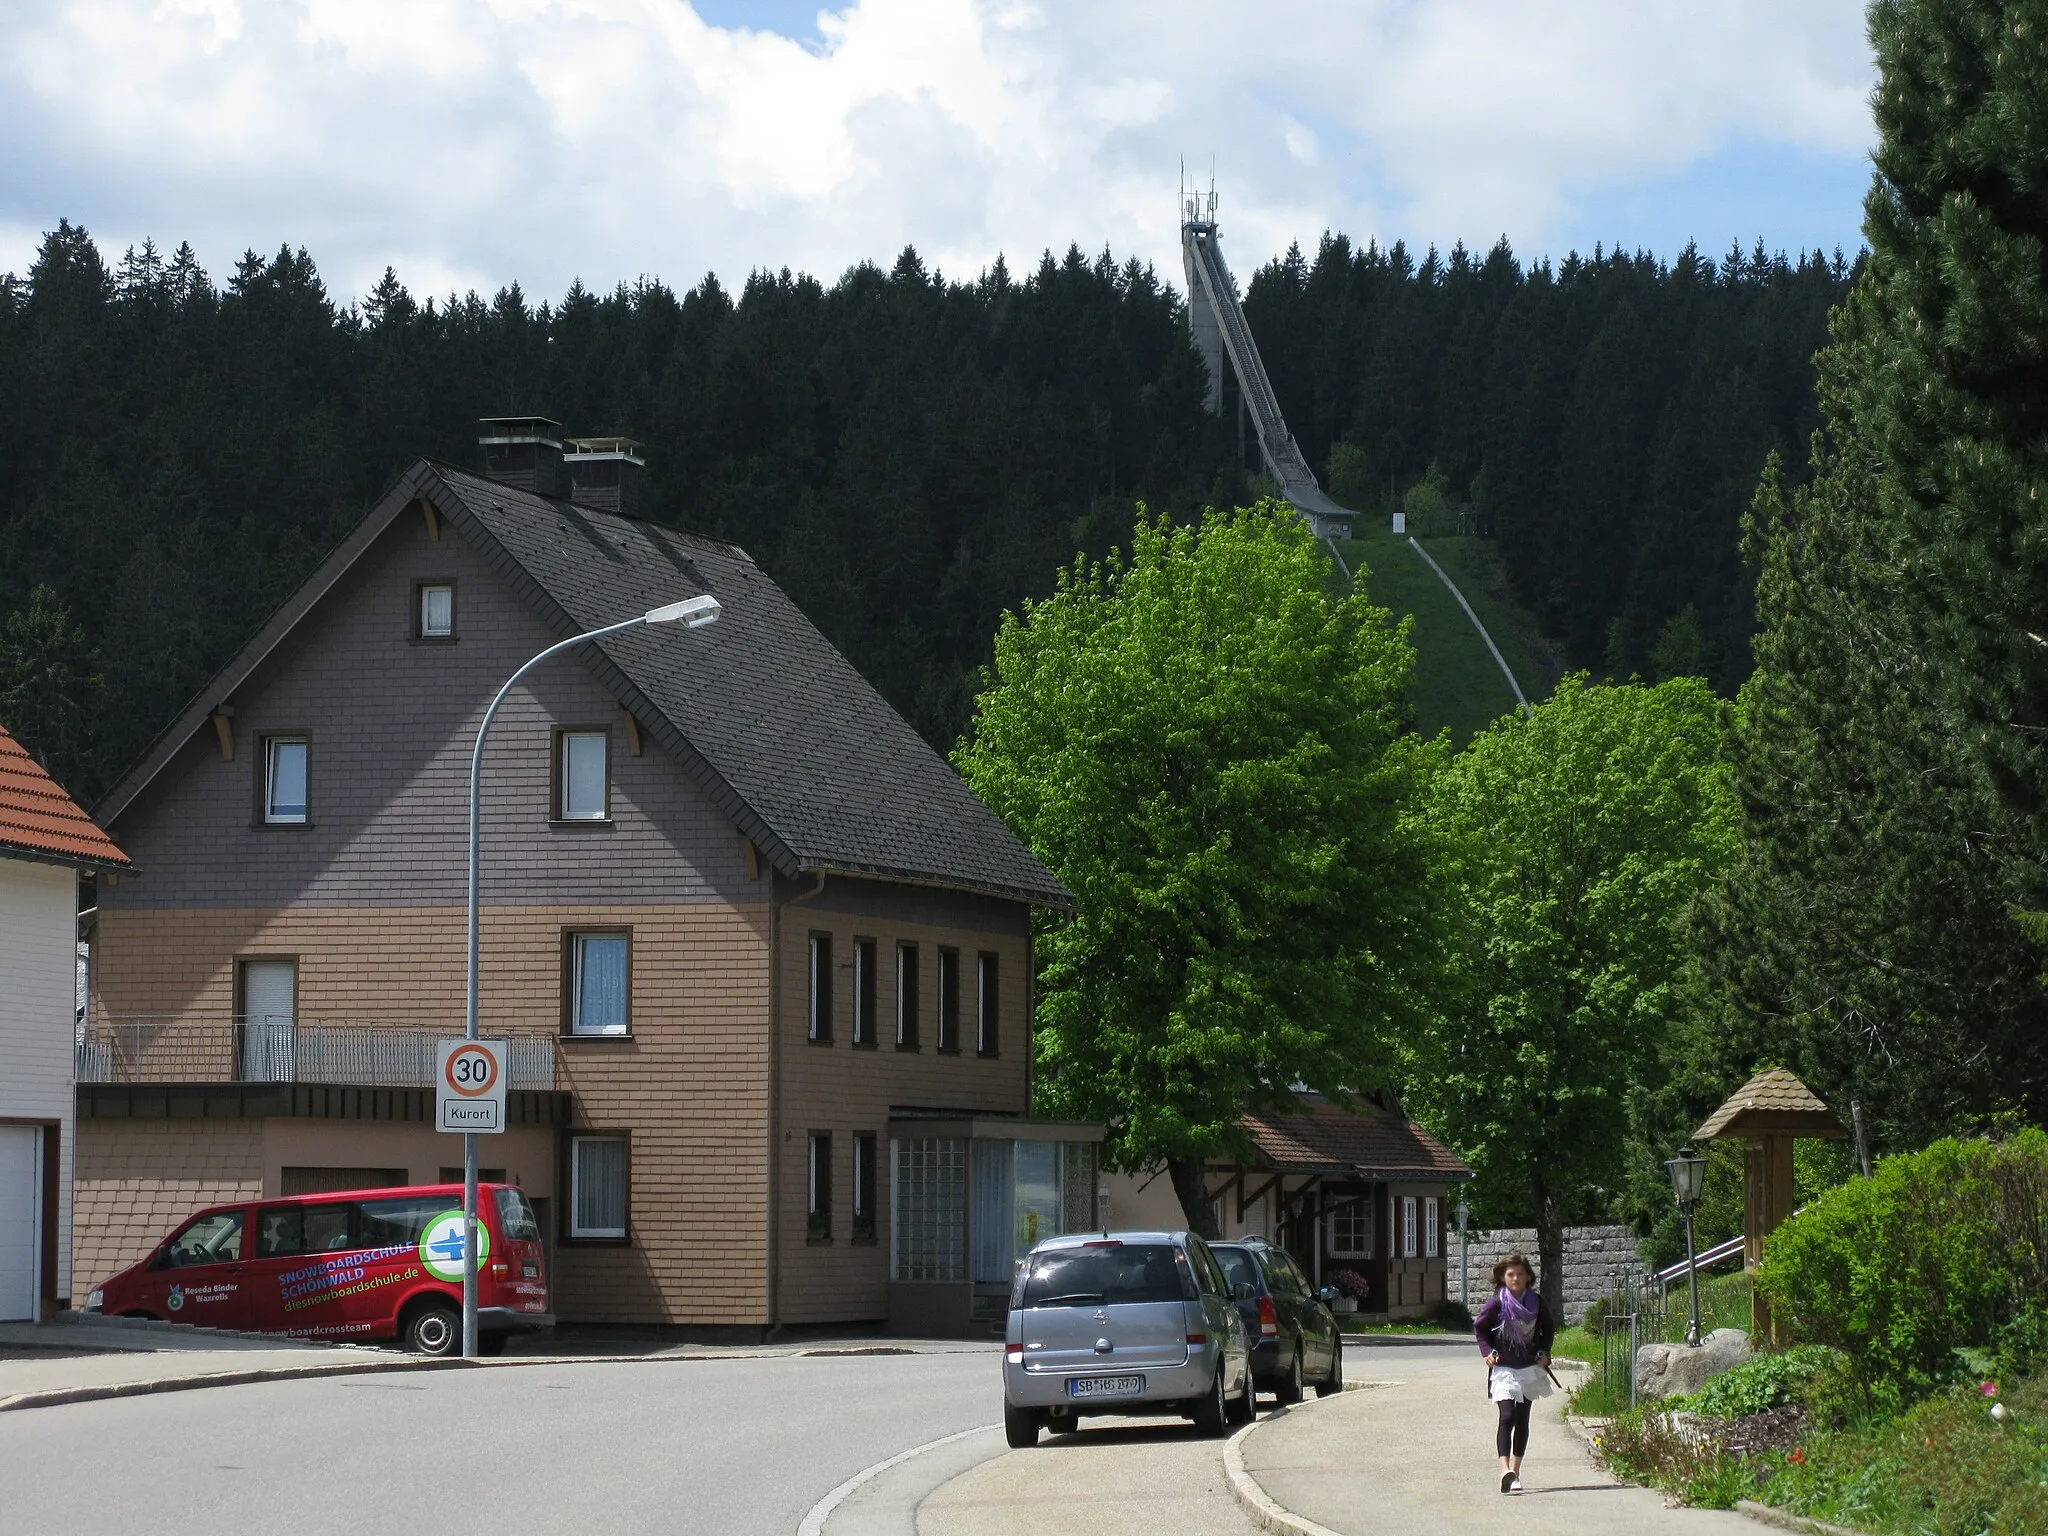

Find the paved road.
xmin=0 ymin=1347 xmax=1001 ymax=1535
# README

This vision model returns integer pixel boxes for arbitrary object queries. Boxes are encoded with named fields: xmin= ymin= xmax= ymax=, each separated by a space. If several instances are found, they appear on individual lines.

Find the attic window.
xmin=263 ymin=737 xmax=309 ymax=825
xmin=417 ymin=583 xmax=455 ymax=639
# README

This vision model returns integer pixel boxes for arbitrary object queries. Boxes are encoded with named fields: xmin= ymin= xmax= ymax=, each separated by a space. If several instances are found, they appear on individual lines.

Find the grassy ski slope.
xmin=1332 ymin=527 xmax=1563 ymax=746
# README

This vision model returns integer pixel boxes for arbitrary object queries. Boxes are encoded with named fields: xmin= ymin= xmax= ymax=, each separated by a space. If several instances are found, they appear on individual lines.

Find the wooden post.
xmin=1743 ymin=1134 xmax=1795 ymax=1344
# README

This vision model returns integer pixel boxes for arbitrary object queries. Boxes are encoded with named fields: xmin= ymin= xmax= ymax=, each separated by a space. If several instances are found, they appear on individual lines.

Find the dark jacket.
xmin=1473 ymin=1289 xmax=1556 ymax=1369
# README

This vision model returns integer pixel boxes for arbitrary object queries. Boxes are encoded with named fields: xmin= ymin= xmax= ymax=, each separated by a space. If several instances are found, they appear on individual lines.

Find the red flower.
xmin=1787 ymin=1448 xmax=1807 ymax=1466
xmin=1980 ymin=1381 xmax=2000 ymax=1397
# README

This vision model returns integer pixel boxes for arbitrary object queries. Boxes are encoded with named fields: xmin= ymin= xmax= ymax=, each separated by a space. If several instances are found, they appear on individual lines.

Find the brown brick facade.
xmin=74 ymin=1120 xmax=265 ymax=1293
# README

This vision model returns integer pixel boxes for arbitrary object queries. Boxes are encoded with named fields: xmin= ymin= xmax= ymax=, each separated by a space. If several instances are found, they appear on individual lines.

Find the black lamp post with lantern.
xmin=1665 ymin=1145 xmax=1708 ymax=1347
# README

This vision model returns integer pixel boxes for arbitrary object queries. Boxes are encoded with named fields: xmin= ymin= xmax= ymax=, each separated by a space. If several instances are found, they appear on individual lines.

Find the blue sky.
xmin=0 ymin=1 xmax=1878 ymax=305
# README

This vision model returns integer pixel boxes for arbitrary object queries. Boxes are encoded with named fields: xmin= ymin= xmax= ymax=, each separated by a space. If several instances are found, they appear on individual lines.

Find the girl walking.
xmin=1473 ymin=1253 xmax=1555 ymax=1493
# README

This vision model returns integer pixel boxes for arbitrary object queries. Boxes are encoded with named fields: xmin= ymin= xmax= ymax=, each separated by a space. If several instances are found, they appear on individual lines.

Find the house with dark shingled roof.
xmin=76 ymin=420 xmax=1097 ymax=1338
xmin=0 ymin=721 xmax=130 ymax=1320
xmin=1102 ymin=1092 xmax=1471 ymax=1319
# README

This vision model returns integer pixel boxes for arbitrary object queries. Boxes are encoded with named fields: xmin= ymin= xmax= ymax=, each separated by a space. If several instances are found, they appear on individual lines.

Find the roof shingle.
xmin=428 ymin=465 xmax=1069 ymax=906
xmin=1696 ymin=1067 xmax=1846 ymax=1141
xmin=0 ymin=723 xmax=130 ymax=869
xmin=1241 ymin=1101 xmax=1471 ymax=1180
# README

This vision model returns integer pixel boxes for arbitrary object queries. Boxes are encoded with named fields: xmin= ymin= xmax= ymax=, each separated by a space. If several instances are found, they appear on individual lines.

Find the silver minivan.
xmin=1001 ymin=1230 xmax=1255 ymax=1447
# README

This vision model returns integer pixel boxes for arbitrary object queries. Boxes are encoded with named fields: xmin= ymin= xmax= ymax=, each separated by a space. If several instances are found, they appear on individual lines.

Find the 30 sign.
xmin=436 ymin=1039 xmax=509 ymax=1134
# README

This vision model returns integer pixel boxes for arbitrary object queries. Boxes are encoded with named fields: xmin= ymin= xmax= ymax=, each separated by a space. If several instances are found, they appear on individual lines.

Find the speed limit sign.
xmin=436 ymin=1039 xmax=509 ymax=1133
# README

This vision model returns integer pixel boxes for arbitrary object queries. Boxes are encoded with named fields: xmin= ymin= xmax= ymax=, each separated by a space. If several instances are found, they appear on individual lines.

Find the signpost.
xmin=436 ymin=1038 xmax=506 ymax=1359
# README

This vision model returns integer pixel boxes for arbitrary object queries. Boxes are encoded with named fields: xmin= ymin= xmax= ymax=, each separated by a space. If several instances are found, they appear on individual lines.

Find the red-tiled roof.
xmin=1243 ymin=1102 xmax=1471 ymax=1180
xmin=0 ymin=723 xmax=130 ymax=869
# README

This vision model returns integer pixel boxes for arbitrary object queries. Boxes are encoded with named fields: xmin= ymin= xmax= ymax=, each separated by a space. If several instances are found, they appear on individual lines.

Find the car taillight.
xmin=1186 ymin=1334 xmax=1206 ymax=1346
xmin=1257 ymin=1296 xmax=1279 ymax=1337
xmin=490 ymin=1262 xmax=510 ymax=1277
xmin=1004 ymin=1345 xmax=1023 ymax=1361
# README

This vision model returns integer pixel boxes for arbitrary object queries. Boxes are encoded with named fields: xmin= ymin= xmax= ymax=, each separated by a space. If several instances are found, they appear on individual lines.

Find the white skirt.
xmin=1489 ymin=1364 xmax=1554 ymax=1403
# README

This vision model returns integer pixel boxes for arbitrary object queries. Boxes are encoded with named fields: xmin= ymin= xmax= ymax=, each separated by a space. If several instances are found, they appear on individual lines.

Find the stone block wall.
xmin=1451 ymin=1223 xmax=1650 ymax=1324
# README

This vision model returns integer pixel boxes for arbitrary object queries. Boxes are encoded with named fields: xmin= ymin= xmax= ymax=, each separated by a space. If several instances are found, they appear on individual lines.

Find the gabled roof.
xmin=97 ymin=460 xmax=1068 ymax=908
xmin=1240 ymin=1101 xmax=1472 ymax=1181
xmin=1696 ymin=1067 xmax=1846 ymax=1141
xmin=0 ymin=722 xmax=130 ymax=871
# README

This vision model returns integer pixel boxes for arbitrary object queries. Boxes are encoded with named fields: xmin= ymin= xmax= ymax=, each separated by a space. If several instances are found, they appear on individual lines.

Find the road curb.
xmin=1222 ymin=1400 xmax=1350 ymax=1536
xmin=0 ymin=1354 xmax=482 ymax=1412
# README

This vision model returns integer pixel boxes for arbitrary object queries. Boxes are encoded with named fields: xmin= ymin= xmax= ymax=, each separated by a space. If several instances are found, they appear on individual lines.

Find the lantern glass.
xmin=1665 ymin=1145 xmax=1707 ymax=1206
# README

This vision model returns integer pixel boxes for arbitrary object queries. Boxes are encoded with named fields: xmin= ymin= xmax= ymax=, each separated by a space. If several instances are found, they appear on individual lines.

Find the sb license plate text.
xmin=1069 ymin=1374 xmax=1144 ymax=1399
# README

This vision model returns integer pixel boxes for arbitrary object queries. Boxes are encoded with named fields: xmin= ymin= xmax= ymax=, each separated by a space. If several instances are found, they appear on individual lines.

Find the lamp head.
xmin=1665 ymin=1144 xmax=1708 ymax=1207
xmin=644 ymin=594 xmax=721 ymax=629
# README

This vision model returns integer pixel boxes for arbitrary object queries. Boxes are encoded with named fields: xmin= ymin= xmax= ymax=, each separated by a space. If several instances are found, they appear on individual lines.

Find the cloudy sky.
xmin=0 ymin=0 xmax=1877 ymax=307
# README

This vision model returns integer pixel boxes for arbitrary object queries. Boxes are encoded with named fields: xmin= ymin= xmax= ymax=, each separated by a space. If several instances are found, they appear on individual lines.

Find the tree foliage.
xmin=1668 ymin=0 xmax=2048 ymax=1173
xmin=1404 ymin=676 xmax=1736 ymax=1295
xmin=956 ymin=504 xmax=1439 ymax=1233
xmin=0 ymin=219 xmax=1847 ymax=806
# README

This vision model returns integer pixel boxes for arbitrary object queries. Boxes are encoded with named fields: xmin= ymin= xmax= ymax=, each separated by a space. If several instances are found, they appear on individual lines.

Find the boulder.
xmin=1634 ymin=1327 xmax=1749 ymax=1400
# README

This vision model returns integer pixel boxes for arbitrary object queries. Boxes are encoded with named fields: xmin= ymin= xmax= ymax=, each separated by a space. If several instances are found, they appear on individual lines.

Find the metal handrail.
xmin=1654 ymin=1233 xmax=1744 ymax=1286
xmin=76 ymin=1017 xmax=557 ymax=1089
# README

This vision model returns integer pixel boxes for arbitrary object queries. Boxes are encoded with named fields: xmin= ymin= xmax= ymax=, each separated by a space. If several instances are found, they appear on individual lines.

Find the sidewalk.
xmin=1233 ymin=1341 xmax=1754 ymax=1535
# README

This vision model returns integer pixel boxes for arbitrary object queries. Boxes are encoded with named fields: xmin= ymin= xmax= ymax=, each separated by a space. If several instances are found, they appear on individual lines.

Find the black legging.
xmin=1496 ymin=1398 xmax=1533 ymax=1458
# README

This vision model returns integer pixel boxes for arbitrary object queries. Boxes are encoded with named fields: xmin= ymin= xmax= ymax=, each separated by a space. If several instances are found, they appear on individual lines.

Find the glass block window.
xmin=890 ymin=1136 xmax=964 ymax=1282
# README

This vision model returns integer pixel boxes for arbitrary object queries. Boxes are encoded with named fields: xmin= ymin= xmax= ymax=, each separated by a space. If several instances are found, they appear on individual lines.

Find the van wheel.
xmin=404 ymin=1301 xmax=460 ymax=1356
xmin=1227 ymin=1364 xmax=1256 ymax=1425
xmin=1192 ymin=1366 xmax=1229 ymax=1437
xmin=1003 ymin=1401 xmax=1041 ymax=1448
xmin=1315 ymin=1339 xmax=1345 ymax=1398
xmin=1276 ymin=1345 xmax=1305 ymax=1405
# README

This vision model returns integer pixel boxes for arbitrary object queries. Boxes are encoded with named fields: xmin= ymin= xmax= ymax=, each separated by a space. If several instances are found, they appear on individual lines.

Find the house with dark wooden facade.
xmin=78 ymin=421 xmax=1097 ymax=1336
xmin=1103 ymin=1093 xmax=1471 ymax=1318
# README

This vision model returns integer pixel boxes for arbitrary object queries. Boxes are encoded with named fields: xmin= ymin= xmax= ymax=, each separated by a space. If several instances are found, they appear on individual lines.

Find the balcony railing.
xmin=77 ymin=1017 xmax=558 ymax=1090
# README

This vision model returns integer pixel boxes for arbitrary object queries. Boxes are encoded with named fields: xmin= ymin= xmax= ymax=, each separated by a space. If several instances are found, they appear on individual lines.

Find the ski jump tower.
xmin=1181 ymin=179 xmax=1358 ymax=540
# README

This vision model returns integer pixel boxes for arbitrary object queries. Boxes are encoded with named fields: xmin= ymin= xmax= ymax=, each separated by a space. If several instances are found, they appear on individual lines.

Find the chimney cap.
xmin=566 ymin=436 xmax=646 ymax=465
xmin=478 ymin=415 xmax=564 ymax=447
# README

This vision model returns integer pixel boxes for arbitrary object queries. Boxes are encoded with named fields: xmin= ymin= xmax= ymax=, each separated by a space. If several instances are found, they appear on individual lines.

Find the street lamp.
xmin=459 ymin=593 xmax=721 ymax=1356
xmin=1665 ymin=1144 xmax=1708 ymax=1348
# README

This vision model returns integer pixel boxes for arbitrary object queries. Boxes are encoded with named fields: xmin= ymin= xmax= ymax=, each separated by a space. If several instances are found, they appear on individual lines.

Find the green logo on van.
xmin=417 ymin=1211 xmax=490 ymax=1283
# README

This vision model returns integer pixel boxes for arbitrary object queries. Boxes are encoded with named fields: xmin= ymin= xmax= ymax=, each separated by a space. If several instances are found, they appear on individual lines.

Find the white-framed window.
xmin=976 ymin=951 xmax=999 ymax=1056
xmin=852 ymin=938 xmax=876 ymax=1046
xmin=557 ymin=730 xmax=608 ymax=820
xmin=417 ymin=583 xmax=454 ymax=638
xmin=264 ymin=737 xmax=309 ymax=824
xmin=937 ymin=947 xmax=960 ymax=1051
xmin=1425 ymin=1196 xmax=1440 ymax=1258
xmin=1327 ymin=1190 xmax=1373 ymax=1257
xmin=807 ymin=1131 xmax=832 ymax=1241
xmin=808 ymin=933 xmax=833 ymax=1042
xmin=570 ymin=1135 xmax=628 ymax=1239
xmin=568 ymin=931 xmax=629 ymax=1036
xmin=1401 ymin=1196 xmax=1418 ymax=1258
xmin=895 ymin=942 xmax=919 ymax=1047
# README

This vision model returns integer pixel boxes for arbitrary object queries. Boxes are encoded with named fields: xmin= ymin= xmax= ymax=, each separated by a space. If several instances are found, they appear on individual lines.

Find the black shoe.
xmin=1500 ymin=1471 xmax=1514 ymax=1494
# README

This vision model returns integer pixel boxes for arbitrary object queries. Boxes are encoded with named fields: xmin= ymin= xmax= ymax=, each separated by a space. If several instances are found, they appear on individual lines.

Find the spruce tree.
xmin=1851 ymin=0 xmax=2048 ymax=895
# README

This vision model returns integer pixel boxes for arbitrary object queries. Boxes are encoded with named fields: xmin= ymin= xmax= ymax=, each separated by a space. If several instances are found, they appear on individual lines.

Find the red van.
xmin=84 ymin=1182 xmax=553 ymax=1356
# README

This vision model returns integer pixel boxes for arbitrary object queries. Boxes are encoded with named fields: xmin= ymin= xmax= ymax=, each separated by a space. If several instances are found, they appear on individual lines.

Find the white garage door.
xmin=0 ymin=1127 xmax=42 ymax=1321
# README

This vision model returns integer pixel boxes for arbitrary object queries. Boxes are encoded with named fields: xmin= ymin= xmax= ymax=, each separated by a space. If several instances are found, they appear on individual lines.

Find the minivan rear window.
xmin=495 ymin=1188 xmax=540 ymax=1242
xmin=1016 ymin=1244 xmax=1192 ymax=1307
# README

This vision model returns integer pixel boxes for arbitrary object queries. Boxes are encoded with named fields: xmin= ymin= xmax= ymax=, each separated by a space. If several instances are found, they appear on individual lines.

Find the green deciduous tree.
xmin=1404 ymin=675 xmax=1736 ymax=1297
xmin=956 ymin=503 xmax=1440 ymax=1234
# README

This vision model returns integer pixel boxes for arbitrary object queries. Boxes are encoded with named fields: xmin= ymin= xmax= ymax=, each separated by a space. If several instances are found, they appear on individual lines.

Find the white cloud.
xmin=0 ymin=0 xmax=1875 ymax=304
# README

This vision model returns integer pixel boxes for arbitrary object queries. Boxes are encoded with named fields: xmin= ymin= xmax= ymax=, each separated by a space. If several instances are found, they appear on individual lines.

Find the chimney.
xmin=478 ymin=416 xmax=566 ymax=496
xmin=565 ymin=437 xmax=646 ymax=518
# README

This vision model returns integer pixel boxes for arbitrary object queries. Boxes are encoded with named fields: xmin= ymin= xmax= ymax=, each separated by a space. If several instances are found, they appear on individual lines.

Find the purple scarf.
xmin=1493 ymin=1285 xmax=1539 ymax=1356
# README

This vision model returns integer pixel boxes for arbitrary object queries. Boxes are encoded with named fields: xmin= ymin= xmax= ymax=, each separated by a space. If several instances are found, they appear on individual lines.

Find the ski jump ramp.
xmin=1181 ymin=183 xmax=1356 ymax=541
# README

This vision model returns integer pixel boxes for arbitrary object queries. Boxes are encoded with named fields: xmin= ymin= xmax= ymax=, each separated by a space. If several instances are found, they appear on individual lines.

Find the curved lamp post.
xmin=1664 ymin=1144 xmax=1707 ymax=1348
xmin=460 ymin=593 xmax=721 ymax=1356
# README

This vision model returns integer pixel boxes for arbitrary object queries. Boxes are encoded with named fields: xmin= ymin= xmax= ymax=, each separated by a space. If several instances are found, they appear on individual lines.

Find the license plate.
xmin=1068 ymin=1375 xmax=1144 ymax=1399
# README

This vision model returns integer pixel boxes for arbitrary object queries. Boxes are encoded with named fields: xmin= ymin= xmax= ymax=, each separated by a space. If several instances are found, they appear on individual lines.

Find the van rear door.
xmin=489 ymin=1187 xmax=549 ymax=1317
xmin=1014 ymin=1241 xmax=1194 ymax=1376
